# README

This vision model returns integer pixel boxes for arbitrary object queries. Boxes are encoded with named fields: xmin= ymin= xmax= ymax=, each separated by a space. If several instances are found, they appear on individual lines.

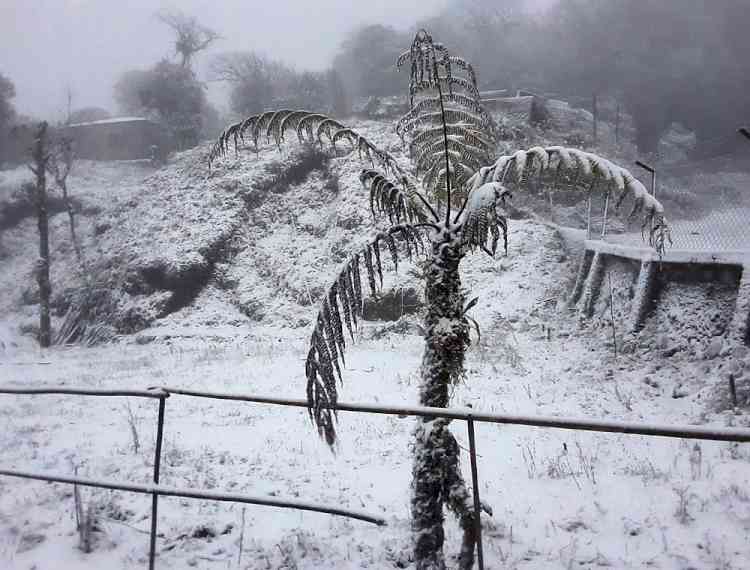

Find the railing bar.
xmin=3 ymin=385 xmax=749 ymax=442
xmin=0 ymin=469 xmax=386 ymax=526
xmin=162 ymin=387 xmax=750 ymax=443
xmin=149 ymin=396 xmax=167 ymax=570
xmin=0 ymin=387 xmax=167 ymax=399
xmin=466 ymin=417 xmax=484 ymax=570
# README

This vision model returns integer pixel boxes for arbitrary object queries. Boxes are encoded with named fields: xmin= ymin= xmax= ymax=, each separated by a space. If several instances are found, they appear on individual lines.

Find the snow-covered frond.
xmin=409 ymin=125 xmax=493 ymax=157
xmin=458 ymin=181 xmax=510 ymax=257
xmin=295 ymin=113 xmax=331 ymax=144
xmin=278 ymin=110 xmax=310 ymax=141
xmin=210 ymin=111 xmax=403 ymax=177
xmin=447 ymin=56 xmax=477 ymax=88
xmin=399 ymin=94 xmax=489 ymax=128
xmin=410 ymin=76 xmax=481 ymax=101
xmin=398 ymin=109 xmax=489 ymax=140
xmin=264 ymin=109 xmax=297 ymax=147
xmin=315 ymin=118 xmax=347 ymax=146
xmin=305 ymin=224 xmax=427 ymax=445
xmin=476 ymin=146 xmax=672 ymax=254
xmin=359 ymin=169 xmax=431 ymax=224
xmin=414 ymin=139 xmax=485 ymax=174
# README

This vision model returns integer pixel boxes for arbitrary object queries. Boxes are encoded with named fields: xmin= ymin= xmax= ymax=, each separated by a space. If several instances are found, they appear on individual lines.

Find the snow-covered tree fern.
xmin=210 ymin=29 xmax=669 ymax=570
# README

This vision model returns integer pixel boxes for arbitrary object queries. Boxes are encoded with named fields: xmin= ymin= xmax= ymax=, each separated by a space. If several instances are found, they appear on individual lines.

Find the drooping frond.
xmin=306 ymin=224 xmax=427 ymax=445
xmin=209 ymin=111 xmax=403 ymax=177
xmin=466 ymin=146 xmax=672 ymax=254
xmin=360 ymin=169 xmax=434 ymax=224
xmin=457 ymin=181 xmax=511 ymax=256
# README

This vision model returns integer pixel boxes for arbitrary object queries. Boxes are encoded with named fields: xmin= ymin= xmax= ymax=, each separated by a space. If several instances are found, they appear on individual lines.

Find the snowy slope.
xmin=0 ymin=121 xmax=749 ymax=569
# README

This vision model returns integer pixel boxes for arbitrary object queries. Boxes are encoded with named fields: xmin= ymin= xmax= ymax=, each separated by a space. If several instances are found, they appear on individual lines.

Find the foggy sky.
xmin=1 ymin=0 xmax=449 ymax=120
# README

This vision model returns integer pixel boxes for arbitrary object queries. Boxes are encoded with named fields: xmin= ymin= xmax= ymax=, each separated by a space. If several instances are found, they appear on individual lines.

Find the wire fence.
xmin=584 ymin=166 xmax=750 ymax=252
xmin=2 ymin=384 xmax=750 ymax=570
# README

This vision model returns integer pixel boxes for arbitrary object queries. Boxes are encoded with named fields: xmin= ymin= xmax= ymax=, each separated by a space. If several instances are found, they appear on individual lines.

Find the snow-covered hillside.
xmin=0 ymin=122 xmax=749 ymax=569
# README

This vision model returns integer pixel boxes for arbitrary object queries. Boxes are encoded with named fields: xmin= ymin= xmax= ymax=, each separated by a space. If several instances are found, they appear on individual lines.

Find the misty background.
xmin=1 ymin=0 xmax=748 ymax=159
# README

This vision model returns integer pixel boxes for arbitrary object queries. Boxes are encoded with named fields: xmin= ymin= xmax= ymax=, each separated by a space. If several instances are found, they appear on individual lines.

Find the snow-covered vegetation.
xmin=2 ymin=3 xmax=750 ymax=568
xmin=1 ymin=112 xmax=749 ymax=567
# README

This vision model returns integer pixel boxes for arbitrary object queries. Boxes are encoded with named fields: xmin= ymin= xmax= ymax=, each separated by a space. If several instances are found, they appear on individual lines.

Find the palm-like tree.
xmin=210 ymin=29 xmax=669 ymax=570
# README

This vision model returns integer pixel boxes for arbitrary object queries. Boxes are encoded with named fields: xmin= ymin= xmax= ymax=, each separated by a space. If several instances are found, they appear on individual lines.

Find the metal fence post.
xmin=466 ymin=416 xmax=484 ymax=570
xmin=601 ymin=191 xmax=610 ymax=239
xmin=149 ymin=393 xmax=168 ymax=570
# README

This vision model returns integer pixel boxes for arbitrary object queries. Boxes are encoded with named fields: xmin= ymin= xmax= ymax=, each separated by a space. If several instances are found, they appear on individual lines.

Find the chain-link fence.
xmin=591 ymin=175 xmax=750 ymax=252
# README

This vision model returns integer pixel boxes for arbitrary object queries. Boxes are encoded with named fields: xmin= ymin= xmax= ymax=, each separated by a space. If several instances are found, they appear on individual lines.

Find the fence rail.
xmin=2 ymin=383 xmax=750 ymax=570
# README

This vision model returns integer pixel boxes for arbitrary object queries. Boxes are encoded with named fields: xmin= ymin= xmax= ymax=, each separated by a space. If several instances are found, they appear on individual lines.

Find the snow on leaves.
xmin=459 ymin=181 xmax=510 ymax=256
xmin=209 ymin=111 xmax=403 ymax=178
xmin=467 ymin=146 xmax=672 ymax=255
xmin=396 ymin=29 xmax=496 ymax=203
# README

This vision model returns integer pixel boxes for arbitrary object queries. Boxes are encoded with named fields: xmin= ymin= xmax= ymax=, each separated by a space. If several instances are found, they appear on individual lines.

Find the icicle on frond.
xmin=458 ymin=181 xmax=510 ymax=256
xmin=209 ymin=111 xmax=403 ymax=177
xmin=467 ymin=146 xmax=672 ymax=255
xmin=306 ymin=224 xmax=427 ymax=445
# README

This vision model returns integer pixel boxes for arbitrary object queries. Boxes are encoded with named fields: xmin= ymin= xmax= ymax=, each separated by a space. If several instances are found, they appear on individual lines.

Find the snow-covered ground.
xmin=1 ymin=123 xmax=749 ymax=569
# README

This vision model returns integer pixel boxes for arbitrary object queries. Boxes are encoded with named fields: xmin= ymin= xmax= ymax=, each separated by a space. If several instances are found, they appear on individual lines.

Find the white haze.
xmin=0 ymin=0 xmax=451 ymax=120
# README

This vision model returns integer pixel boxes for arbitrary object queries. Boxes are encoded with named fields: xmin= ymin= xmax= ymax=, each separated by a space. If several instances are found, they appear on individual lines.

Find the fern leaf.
xmin=459 ymin=181 xmax=511 ymax=256
xmin=482 ymin=146 xmax=671 ymax=254
xmin=305 ymin=224 xmax=428 ymax=444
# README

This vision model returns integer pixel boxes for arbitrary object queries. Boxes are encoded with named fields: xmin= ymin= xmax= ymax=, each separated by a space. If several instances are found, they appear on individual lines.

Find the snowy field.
xmin=2 ymin=230 xmax=749 ymax=569
xmin=1 ymin=125 xmax=749 ymax=569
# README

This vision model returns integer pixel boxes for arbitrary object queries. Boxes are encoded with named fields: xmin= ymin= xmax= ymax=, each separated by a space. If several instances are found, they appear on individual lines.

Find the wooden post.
xmin=29 ymin=123 xmax=51 ymax=348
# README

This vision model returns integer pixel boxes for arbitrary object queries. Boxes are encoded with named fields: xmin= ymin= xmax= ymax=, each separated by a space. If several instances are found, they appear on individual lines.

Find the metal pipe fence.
xmin=2 ymin=384 xmax=750 ymax=570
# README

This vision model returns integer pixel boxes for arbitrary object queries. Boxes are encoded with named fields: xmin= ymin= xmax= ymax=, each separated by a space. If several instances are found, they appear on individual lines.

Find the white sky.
xmin=0 ymin=0 xmax=449 ymax=120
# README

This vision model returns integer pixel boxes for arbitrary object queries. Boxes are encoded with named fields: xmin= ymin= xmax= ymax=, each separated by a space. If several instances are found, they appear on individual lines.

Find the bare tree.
xmin=47 ymin=136 xmax=83 ymax=269
xmin=156 ymin=9 xmax=220 ymax=68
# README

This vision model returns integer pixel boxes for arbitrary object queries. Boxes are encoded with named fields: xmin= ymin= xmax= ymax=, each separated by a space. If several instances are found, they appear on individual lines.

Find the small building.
xmin=63 ymin=117 xmax=171 ymax=161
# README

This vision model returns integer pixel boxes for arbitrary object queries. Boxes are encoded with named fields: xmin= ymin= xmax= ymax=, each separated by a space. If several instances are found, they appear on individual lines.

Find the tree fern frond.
xmin=410 ymin=77 xmax=481 ymax=102
xmin=398 ymin=110 xmax=489 ymax=141
xmin=414 ymin=139 xmax=487 ymax=175
xmin=399 ymin=95 xmax=489 ymax=130
xmin=265 ymin=109 xmax=297 ymax=147
xmin=448 ymin=56 xmax=477 ymax=87
xmin=278 ymin=110 xmax=310 ymax=141
xmin=475 ymin=146 xmax=671 ymax=254
xmin=409 ymin=126 xmax=493 ymax=157
xmin=316 ymin=118 xmax=346 ymax=146
xmin=305 ymin=224 xmax=427 ymax=444
xmin=360 ymin=169 xmax=425 ymax=224
xmin=210 ymin=111 xmax=404 ymax=177
xmin=458 ymin=181 xmax=511 ymax=256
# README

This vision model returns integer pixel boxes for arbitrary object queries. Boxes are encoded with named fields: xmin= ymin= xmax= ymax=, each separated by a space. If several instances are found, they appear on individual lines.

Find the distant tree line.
xmin=330 ymin=0 xmax=750 ymax=157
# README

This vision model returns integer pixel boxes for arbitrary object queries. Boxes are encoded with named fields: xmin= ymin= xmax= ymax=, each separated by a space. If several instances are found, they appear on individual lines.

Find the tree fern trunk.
xmin=412 ymin=227 xmax=475 ymax=569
